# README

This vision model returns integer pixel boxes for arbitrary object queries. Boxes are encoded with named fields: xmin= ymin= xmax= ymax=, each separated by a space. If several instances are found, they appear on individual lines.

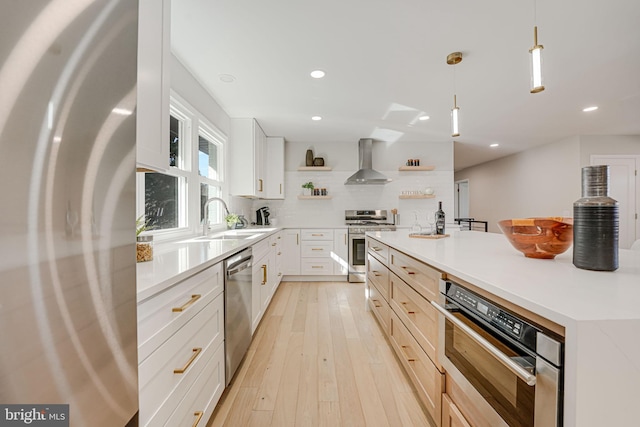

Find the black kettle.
xmin=256 ymin=207 xmax=270 ymax=225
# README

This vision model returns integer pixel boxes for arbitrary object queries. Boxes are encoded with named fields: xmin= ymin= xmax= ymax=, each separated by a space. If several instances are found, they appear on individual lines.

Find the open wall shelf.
xmin=398 ymin=166 xmax=435 ymax=171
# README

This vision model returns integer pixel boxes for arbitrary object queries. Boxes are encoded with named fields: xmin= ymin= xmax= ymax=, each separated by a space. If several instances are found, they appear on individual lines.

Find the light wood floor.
xmin=207 ymin=281 xmax=433 ymax=427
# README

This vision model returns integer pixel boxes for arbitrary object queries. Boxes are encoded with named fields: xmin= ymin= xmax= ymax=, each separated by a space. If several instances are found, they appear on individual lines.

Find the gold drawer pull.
xmin=259 ymin=178 xmax=263 ymax=191
xmin=401 ymin=266 xmax=416 ymax=275
xmin=372 ymin=246 xmax=381 ymax=251
xmin=192 ymin=411 xmax=204 ymax=427
xmin=400 ymin=345 xmax=416 ymax=362
xmin=172 ymin=294 xmax=202 ymax=312
xmin=401 ymin=301 xmax=415 ymax=315
xmin=311 ymin=233 xmax=323 ymax=236
xmin=371 ymin=299 xmax=382 ymax=308
xmin=372 ymin=270 xmax=382 ymax=277
xmin=277 ymin=252 xmax=282 ymax=255
xmin=311 ymin=266 xmax=323 ymax=269
xmin=262 ymin=265 xmax=267 ymax=284
xmin=311 ymin=248 xmax=323 ymax=251
xmin=272 ymin=243 xmax=277 ymax=246
xmin=174 ymin=348 xmax=202 ymax=374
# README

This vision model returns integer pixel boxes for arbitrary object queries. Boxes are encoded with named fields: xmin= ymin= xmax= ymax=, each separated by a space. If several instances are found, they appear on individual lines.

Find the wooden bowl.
xmin=497 ymin=217 xmax=573 ymax=259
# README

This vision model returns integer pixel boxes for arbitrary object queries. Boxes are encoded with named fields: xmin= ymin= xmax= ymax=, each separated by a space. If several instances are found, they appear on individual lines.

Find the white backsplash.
xmin=250 ymin=170 xmax=454 ymax=228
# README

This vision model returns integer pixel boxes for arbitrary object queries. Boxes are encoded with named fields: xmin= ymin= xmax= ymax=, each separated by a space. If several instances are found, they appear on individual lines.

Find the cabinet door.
xmin=251 ymin=259 xmax=265 ymax=334
xmin=254 ymin=122 xmax=266 ymax=197
xmin=442 ymin=394 xmax=472 ymax=427
xmin=136 ymin=0 xmax=170 ymax=171
xmin=266 ymin=137 xmax=285 ymax=199
xmin=333 ymin=229 xmax=348 ymax=275
xmin=282 ymin=229 xmax=301 ymax=275
xmin=229 ymin=118 xmax=266 ymax=197
xmin=272 ymin=232 xmax=284 ymax=285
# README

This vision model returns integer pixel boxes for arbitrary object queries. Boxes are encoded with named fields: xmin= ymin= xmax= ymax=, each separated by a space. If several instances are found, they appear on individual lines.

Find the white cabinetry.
xmin=137 ymin=262 xmax=225 ymax=426
xmin=230 ymin=118 xmax=266 ymax=197
xmin=271 ymin=231 xmax=284 ymax=286
xmin=282 ymin=229 xmax=301 ymax=275
xmin=266 ymin=137 xmax=285 ymax=199
xmin=136 ymin=0 xmax=170 ymax=171
xmin=300 ymin=229 xmax=334 ymax=275
xmin=251 ymin=234 xmax=281 ymax=334
xmin=333 ymin=229 xmax=348 ymax=275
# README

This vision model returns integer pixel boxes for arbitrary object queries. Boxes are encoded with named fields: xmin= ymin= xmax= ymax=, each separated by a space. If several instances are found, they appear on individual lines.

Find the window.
xmin=137 ymin=92 xmax=227 ymax=239
xmin=198 ymin=125 xmax=225 ymax=225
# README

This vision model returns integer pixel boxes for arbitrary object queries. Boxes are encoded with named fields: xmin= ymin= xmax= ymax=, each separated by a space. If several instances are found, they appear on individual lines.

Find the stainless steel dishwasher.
xmin=224 ymin=247 xmax=253 ymax=385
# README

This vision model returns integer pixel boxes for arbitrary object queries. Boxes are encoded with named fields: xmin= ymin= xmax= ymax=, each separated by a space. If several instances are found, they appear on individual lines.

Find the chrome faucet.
xmin=203 ymin=197 xmax=230 ymax=235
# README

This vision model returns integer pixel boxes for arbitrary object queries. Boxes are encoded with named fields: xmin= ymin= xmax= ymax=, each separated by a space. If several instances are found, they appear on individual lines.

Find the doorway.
xmin=590 ymin=155 xmax=638 ymax=249
xmin=455 ymin=179 xmax=470 ymax=220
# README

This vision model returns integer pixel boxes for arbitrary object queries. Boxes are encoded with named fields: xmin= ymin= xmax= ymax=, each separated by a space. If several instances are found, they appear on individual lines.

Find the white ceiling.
xmin=171 ymin=0 xmax=640 ymax=171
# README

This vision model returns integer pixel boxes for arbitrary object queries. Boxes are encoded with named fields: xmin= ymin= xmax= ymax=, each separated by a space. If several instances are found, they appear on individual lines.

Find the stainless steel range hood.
xmin=344 ymin=138 xmax=391 ymax=185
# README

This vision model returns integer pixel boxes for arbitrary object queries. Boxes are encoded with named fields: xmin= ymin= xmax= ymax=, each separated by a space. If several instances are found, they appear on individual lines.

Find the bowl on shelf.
xmin=497 ymin=217 xmax=573 ymax=259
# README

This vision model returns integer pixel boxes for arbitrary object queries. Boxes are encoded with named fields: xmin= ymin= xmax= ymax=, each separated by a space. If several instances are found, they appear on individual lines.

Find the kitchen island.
xmin=366 ymin=229 xmax=640 ymax=427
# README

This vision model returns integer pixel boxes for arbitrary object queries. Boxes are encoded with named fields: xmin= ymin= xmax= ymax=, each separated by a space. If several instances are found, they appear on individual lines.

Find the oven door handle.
xmin=431 ymin=300 xmax=537 ymax=386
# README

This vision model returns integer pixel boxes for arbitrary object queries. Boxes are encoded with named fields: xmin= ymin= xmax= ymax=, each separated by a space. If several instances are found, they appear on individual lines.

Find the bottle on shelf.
xmin=435 ymin=201 xmax=446 ymax=235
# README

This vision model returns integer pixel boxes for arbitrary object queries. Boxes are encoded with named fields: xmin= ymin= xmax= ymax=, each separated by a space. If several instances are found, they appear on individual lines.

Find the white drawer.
xmin=252 ymin=237 xmax=271 ymax=262
xmin=300 ymin=258 xmax=334 ymax=275
xmin=301 ymin=240 xmax=333 ymax=258
xmin=138 ymin=262 xmax=223 ymax=363
xmin=301 ymin=229 xmax=334 ymax=241
xmin=160 ymin=341 xmax=225 ymax=427
xmin=139 ymin=293 xmax=224 ymax=426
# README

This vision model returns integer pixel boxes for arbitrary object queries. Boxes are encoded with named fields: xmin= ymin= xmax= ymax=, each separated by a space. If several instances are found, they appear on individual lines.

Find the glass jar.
xmin=136 ymin=235 xmax=153 ymax=262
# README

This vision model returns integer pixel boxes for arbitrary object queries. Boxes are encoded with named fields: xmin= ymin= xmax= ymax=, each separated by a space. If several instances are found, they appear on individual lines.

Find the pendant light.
xmin=447 ymin=52 xmax=462 ymax=137
xmin=529 ymin=1 xmax=545 ymax=93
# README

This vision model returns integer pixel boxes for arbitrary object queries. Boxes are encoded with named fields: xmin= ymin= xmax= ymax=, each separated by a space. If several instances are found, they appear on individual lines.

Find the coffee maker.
xmin=256 ymin=206 xmax=270 ymax=225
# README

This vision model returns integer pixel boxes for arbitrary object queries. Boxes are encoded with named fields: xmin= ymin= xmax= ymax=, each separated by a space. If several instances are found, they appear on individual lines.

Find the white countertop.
xmin=367 ymin=230 xmax=640 ymax=325
xmin=136 ymin=227 xmax=281 ymax=302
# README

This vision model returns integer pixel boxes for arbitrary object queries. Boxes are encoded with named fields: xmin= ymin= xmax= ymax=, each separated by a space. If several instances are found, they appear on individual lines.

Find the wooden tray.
xmin=409 ymin=233 xmax=450 ymax=239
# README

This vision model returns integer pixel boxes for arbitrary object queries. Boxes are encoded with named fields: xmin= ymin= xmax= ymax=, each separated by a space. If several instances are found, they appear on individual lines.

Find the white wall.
xmin=454 ymin=136 xmax=582 ymax=233
xmin=252 ymin=140 xmax=455 ymax=229
xmin=454 ymin=134 xmax=640 ymax=234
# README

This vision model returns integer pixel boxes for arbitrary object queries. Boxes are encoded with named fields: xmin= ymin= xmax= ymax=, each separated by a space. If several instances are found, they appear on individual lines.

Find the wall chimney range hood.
xmin=344 ymin=138 xmax=391 ymax=185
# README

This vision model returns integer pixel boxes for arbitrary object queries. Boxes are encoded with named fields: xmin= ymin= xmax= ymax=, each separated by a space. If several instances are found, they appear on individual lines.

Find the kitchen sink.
xmin=179 ymin=228 xmax=273 ymax=243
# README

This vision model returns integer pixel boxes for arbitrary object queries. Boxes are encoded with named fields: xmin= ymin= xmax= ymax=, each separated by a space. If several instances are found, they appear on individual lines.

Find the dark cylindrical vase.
xmin=573 ymin=165 xmax=619 ymax=271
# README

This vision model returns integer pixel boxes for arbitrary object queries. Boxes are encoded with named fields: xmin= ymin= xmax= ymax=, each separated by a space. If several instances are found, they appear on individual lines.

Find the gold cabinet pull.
xmin=372 ymin=270 xmax=381 ymax=277
xmin=192 ymin=411 xmax=204 ymax=427
xmin=401 ymin=301 xmax=415 ymax=315
xmin=371 ymin=299 xmax=382 ymax=308
xmin=296 ymin=234 xmax=299 ymax=245
xmin=172 ymin=294 xmax=201 ymax=312
xmin=400 ymin=345 xmax=416 ymax=362
xmin=401 ymin=266 xmax=416 ymax=275
xmin=311 ymin=233 xmax=323 ymax=236
xmin=311 ymin=248 xmax=323 ymax=251
xmin=344 ymin=234 xmax=347 ymax=245
xmin=372 ymin=246 xmax=381 ymax=251
xmin=312 ymin=266 xmax=323 ymax=269
xmin=272 ymin=242 xmax=277 ymax=246
xmin=262 ymin=264 xmax=267 ymax=284
xmin=174 ymin=348 xmax=202 ymax=374
xmin=279 ymin=183 xmax=282 ymax=194
xmin=258 ymin=179 xmax=263 ymax=192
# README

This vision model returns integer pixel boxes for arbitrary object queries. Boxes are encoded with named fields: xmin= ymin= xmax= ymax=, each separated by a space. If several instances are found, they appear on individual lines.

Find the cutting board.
xmin=409 ymin=233 xmax=450 ymax=239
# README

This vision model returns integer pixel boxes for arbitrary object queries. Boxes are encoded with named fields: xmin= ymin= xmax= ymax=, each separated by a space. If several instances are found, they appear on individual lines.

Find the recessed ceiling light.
xmin=219 ymin=74 xmax=236 ymax=83
xmin=490 ymin=143 xmax=499 ymax=148
xmin=419 ymin=115 xmax=430 ymax=121
xmin=310 ymin=70 xmax=325 ymax=79
xmin=311 ymin=116 xmax=322 ymax=121
xmin=582 ymin=106 xmax=598 ymax=112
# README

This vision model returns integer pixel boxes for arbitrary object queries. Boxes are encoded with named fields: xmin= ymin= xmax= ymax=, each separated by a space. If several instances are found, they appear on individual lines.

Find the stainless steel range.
xmin=346 ymin=210 xmax=396 ymax=282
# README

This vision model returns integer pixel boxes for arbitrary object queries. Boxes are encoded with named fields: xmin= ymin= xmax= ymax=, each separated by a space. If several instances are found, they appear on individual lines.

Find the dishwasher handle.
xmin=226 ymin=255 xmax=252 ymax=276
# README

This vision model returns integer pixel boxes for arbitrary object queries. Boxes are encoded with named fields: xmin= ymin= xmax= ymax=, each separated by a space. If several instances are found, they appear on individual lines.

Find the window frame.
xmin=136 ymin=91 xmax=228 ymax=241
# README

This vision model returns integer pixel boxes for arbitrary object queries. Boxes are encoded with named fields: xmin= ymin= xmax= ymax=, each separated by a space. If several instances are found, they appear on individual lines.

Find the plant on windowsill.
xmin=301 ymin=181 xmax=314 ymax=196
xmin=136 ymin=215 xmax=153 ymax=263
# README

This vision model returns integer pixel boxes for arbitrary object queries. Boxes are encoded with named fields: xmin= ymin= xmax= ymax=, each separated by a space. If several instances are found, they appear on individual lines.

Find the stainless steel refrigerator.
xmin=0 ymin=1 xmax=139 ymax=425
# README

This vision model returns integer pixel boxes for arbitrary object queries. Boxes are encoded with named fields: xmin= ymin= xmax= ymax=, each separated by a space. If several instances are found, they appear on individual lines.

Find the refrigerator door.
xmin=0 ymin=1 xmax=139 ymax=425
